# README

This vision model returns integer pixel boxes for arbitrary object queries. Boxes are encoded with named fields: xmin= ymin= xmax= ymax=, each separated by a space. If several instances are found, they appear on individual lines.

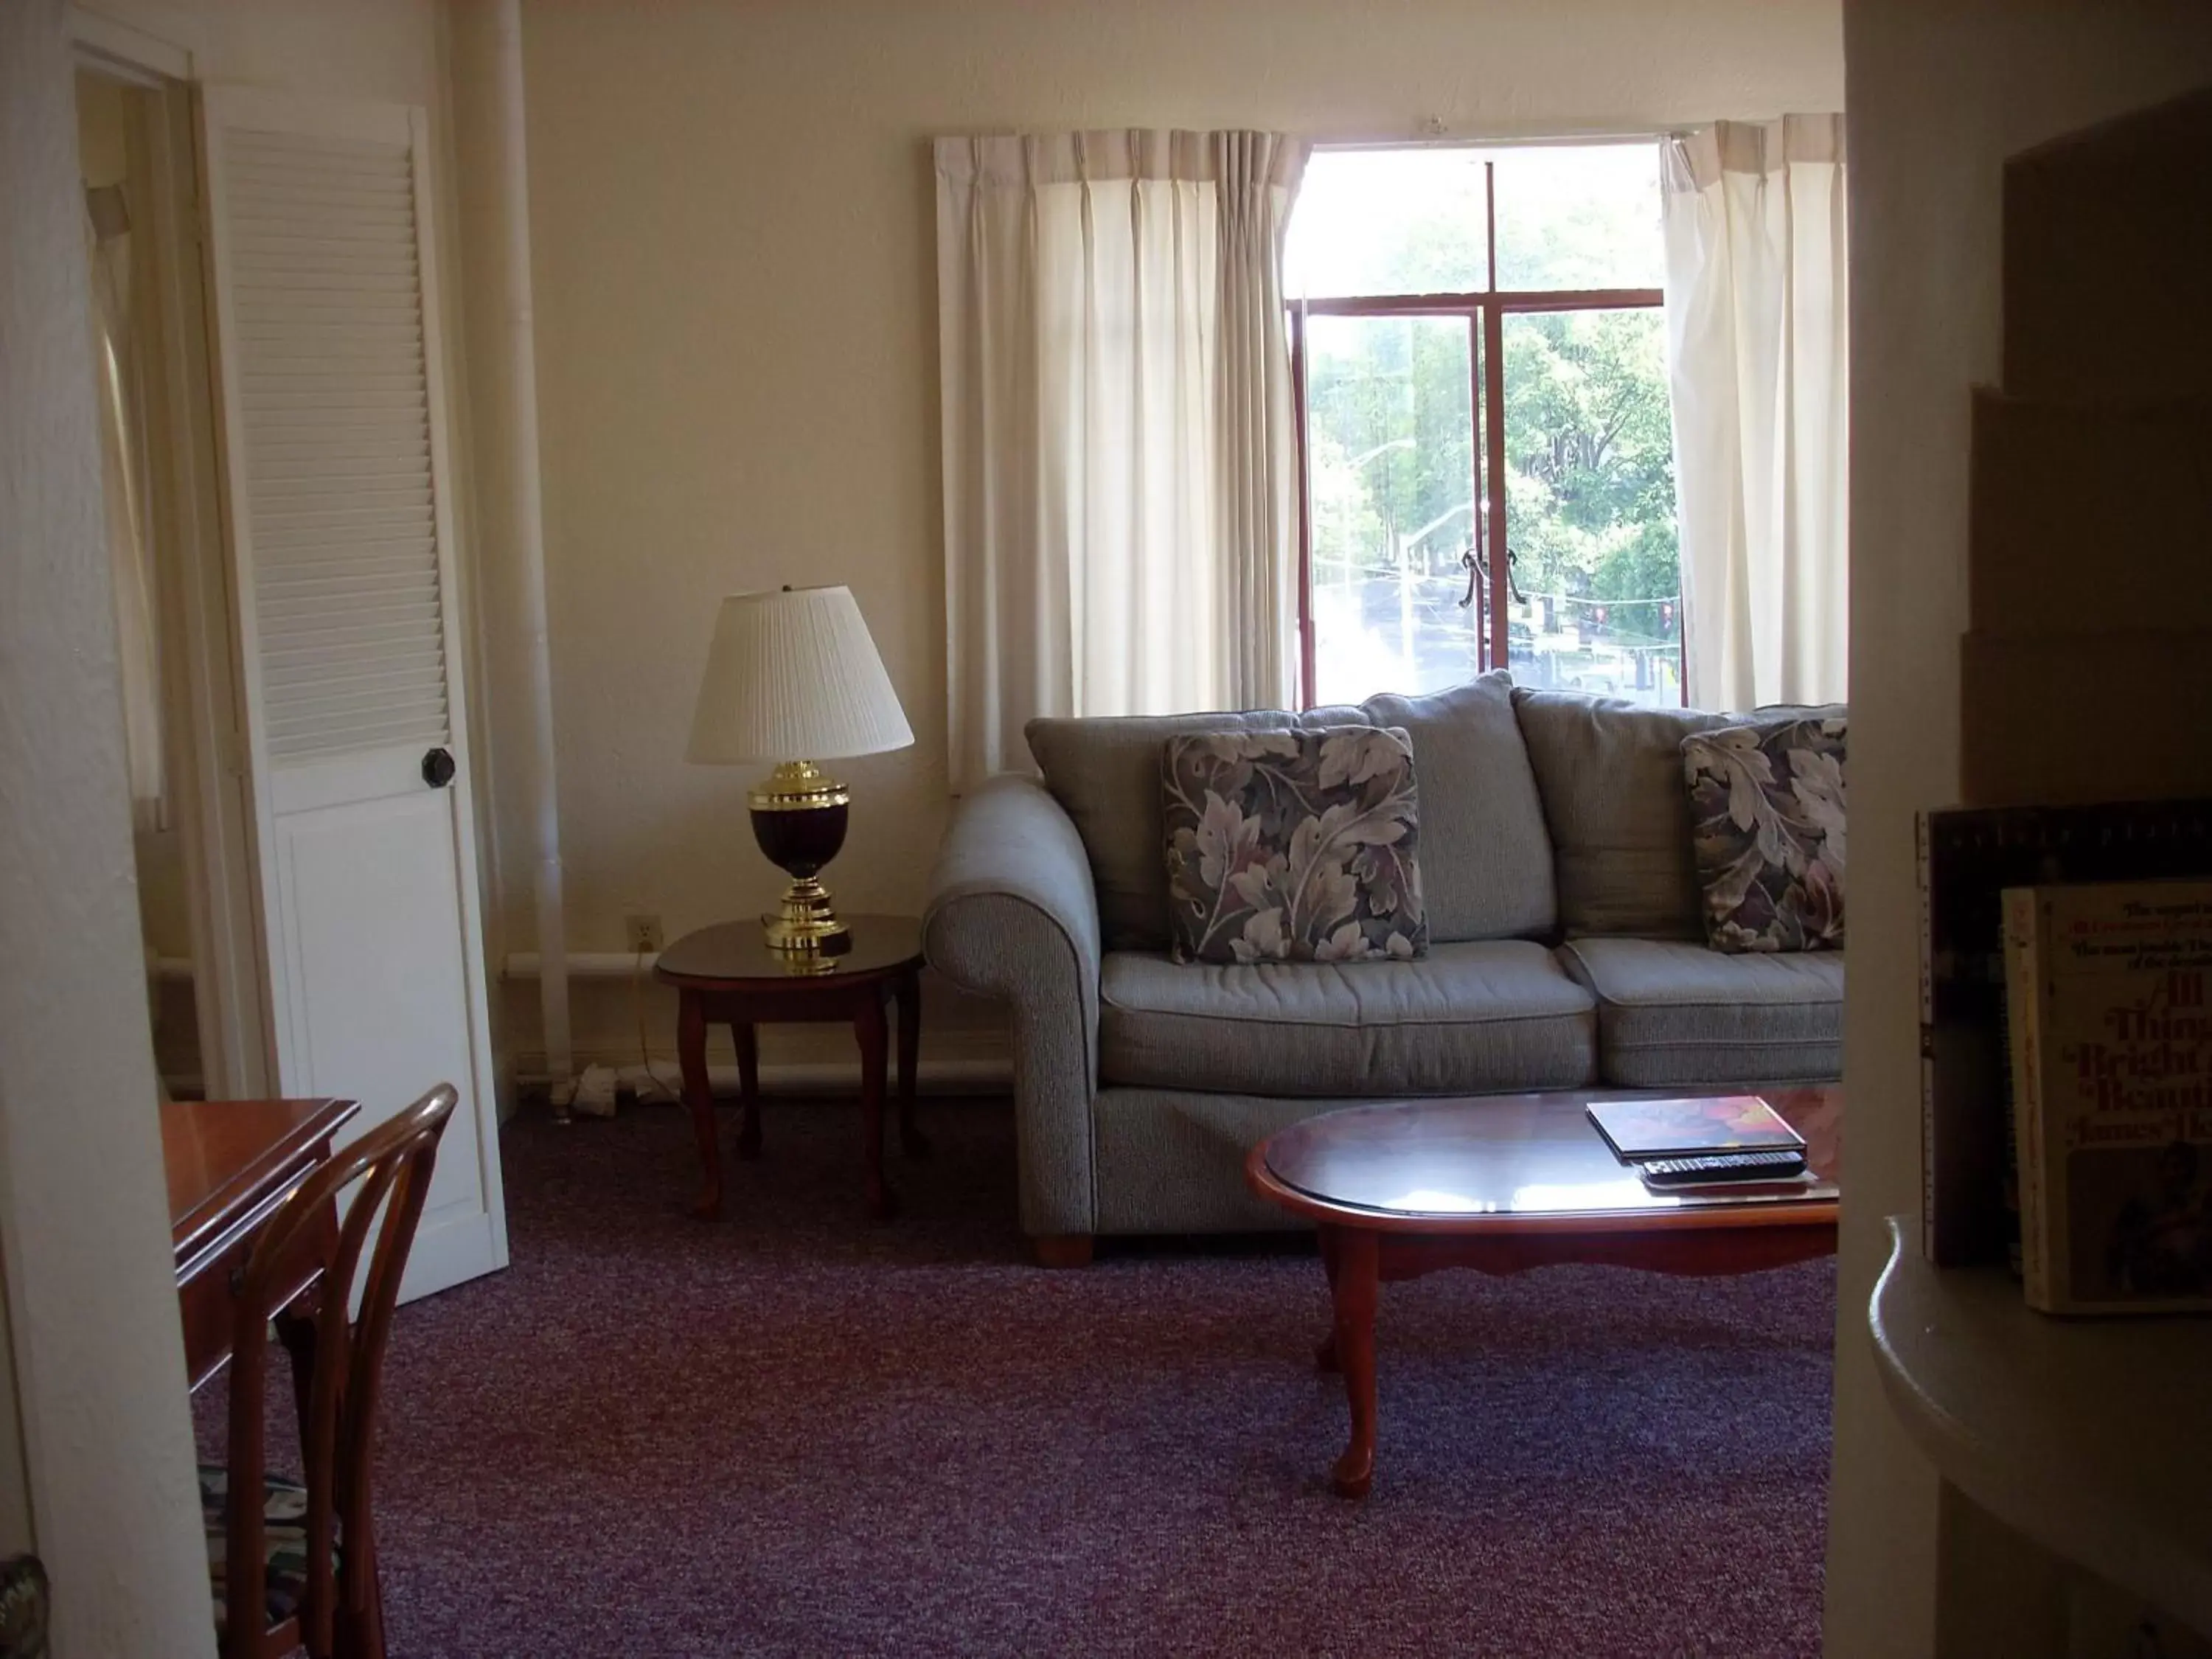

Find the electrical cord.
xmin=631 ymin=941 xmax=682 ymax=1104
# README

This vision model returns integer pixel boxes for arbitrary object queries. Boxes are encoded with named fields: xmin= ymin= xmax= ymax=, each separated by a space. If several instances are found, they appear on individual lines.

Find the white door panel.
xmin=269 ymin=744 xmax=435 ymax=817
xmin=270 ymin=791 xmax=484 ymax=1220
xmin=202 ymin=85 xmax=505 ymax=1301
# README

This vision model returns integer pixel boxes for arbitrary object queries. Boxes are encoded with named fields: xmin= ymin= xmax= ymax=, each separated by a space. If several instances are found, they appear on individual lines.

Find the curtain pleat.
xmin=936 ymin=130 xmax=1308 ymax=790
xmin=1662 ymin=115 xmax=1848 ymax=711
xmin=1212 ymin=131 xmax=1303 ymax=712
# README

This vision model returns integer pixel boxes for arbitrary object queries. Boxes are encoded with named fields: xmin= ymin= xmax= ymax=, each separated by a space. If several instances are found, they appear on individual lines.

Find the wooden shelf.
xmin=1869 ymin=1217 xmax=2212 ymax=1630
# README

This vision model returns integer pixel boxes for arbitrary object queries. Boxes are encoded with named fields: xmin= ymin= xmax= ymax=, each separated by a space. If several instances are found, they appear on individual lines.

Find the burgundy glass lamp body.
xmin=747 ymin=760 xmax=854 ymax=953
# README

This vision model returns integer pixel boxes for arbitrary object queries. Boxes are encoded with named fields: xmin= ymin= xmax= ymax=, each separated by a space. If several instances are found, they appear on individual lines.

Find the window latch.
xmin=1458 ymin=545 xmax=1526 ymax=611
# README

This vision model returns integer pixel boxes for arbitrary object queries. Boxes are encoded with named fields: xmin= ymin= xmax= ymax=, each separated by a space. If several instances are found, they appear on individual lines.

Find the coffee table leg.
xmin=1315 ymin=1227 xmax=1340 ymax=1373
xmin=855 ymin=989 xmax=892 ymax=1218
xmin=734 ymin=1020 xmax=762 ymax=1159
xmin=895 ymin=969 xmax=928 ymax=1159
xmin=677 ymin=991 xmax=722 ymax=1219
xmin=1326 ymin=1225 xmax=1379 ymax=1498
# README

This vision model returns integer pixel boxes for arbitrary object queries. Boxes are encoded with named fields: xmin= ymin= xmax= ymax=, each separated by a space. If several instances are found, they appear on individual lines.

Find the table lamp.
xmin=686 ymin=585 xmax=914 ymax=956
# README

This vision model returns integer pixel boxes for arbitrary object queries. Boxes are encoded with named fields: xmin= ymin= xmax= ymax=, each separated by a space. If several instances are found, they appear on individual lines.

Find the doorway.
xmin=69 ymin=49 xmax=511 ymax=1303
xmin=73 ymin=61 xmax=272 ymax=1105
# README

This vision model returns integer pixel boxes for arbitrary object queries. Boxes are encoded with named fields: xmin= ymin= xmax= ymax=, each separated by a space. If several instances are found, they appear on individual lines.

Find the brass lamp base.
xmin=748 ymin=759 xmax=855 ymax=961
xmin=762 ymin=875 xmax=851 ymax=954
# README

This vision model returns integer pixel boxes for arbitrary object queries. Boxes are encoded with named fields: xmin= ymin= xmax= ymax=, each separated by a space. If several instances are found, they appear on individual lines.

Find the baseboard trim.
xmin=509 ymin=1054 xmax=1012 ymax=1099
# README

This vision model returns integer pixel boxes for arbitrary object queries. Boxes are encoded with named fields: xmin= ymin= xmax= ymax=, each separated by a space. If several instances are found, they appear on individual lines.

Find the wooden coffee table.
xmin=1246 ymin=1085 xmax=1840 ymax=1497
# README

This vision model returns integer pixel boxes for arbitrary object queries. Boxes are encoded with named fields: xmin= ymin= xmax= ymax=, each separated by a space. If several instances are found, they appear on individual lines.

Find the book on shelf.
xmin=1919 ymin=799 xmax=2212 ymax=1270
xmin=2003 ymin=879 xmax=2212 ymax=1314
xmin=1585 ymin=1095 xmax=1805 ymax=1162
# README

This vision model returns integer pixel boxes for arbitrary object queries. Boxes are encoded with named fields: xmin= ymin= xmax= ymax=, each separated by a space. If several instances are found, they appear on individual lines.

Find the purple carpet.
xmin=201 ymin=1096 xmax=1834 ymax=1657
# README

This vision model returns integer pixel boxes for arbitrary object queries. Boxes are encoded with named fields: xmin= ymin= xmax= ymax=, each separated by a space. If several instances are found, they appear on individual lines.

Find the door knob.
xmin=422 ymin=747 xmax=456 ymax=788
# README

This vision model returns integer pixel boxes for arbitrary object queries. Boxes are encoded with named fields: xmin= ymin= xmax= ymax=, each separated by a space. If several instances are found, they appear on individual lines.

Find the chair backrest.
xmin=220 ymin=1084 xmax=456 ymax=1659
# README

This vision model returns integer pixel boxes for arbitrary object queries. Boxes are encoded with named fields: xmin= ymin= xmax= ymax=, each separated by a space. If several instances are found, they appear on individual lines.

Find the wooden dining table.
xmin=163 ymin=1096 xmax=359 ymax=1391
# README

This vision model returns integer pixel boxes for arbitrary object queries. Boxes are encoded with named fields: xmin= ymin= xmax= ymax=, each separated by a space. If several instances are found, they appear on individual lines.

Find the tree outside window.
xmin=1287 ymin=145 xmax=1682 ymax=709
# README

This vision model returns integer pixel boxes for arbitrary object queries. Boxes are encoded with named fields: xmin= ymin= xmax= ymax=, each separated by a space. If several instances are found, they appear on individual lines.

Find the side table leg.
xmin=895 ymin=969 xmax=928 ymax=1159
xmin=677 ymin=991 xmax=722 ymax=1219
xmin=734 ymin=1020 xmax=762 ymax=1159
xmin=855 ymin=988 xmax=892 ymax=1218
xmin=1326 ymin=1225 xmax=1380 ymax=1498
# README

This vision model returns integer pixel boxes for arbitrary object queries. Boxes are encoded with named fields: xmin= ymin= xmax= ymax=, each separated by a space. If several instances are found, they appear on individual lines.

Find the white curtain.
xmin=86 ymin=184 xmax=166 ymax=828
xmin=936 ymin=130 xmax=1308 ymax=789
xmin=1662 ymin=115 xmax=1848 ymax=711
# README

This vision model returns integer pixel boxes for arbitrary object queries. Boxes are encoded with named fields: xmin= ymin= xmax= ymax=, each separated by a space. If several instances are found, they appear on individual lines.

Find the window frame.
xmin=1288 ymin=151 xmax=1677 ymax=710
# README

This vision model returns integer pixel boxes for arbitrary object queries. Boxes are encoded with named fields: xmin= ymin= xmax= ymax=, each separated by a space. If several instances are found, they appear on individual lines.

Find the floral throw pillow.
xmin=1680 ymin=717 xmax=1847 ymax=953
xmin=1162 ymin=727 xmax=1427 ymax=965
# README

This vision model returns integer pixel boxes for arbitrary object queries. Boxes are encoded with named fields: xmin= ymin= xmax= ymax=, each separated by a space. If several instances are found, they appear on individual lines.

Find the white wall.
xmin=503 ymin=0 xmax=1846 ymax=1071
xmin=1826 ymin=2 xmax=2212 ymax=1652
xmin=0 ymin=1 xmax=214 ymax=1648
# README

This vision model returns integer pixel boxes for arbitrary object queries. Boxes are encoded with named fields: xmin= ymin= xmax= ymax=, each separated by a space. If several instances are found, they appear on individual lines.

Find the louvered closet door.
xmin=201 ymin=88 xmax=506 ymax=1301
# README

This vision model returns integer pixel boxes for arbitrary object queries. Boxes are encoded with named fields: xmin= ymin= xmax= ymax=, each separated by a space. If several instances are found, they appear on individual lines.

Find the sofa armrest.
xmin=924 ymin=775 xmax=1102 ymax=1236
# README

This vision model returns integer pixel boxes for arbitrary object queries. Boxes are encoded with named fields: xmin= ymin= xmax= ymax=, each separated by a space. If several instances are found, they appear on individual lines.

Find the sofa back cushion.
xmin=1027 ymin=671 xmax=1554 ymax=951
xmin=1304 ymin=675 xmax=1554 ymax=943
xmin=1028 ymin=709 xmax=1296 ymax=951
xmin=1512 ymin=688 xmax=1846 ymax=938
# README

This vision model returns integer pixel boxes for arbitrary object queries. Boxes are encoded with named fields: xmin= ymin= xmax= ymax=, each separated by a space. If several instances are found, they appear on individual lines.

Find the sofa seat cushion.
xmin=1557 ymin=937 xmax=1843 ymax=1088
xmin=1099 ymin=941 xmax=1596 ymax=1096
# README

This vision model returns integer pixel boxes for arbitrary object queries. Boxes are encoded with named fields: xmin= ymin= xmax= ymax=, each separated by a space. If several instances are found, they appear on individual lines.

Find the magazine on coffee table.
xmin=1586 ymin=1096 xmax=1807 ymax=1162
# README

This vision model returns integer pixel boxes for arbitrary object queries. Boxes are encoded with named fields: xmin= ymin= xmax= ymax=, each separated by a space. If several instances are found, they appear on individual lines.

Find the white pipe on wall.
xmin=494 ymin=0 xmax=573 ymax=1089
xmin=504 ymin=951 xmax=660 ymax=978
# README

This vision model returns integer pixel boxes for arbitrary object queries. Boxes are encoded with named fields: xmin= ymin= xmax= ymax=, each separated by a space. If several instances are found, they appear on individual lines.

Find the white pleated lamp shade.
xmin=685 ymin=586 xmax=915 ymax=764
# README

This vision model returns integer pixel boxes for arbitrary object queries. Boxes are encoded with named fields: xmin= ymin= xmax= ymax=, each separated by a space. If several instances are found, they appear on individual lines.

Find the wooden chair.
xmin=204 ymin=1084 xmax=456 ymax=1659
xmin=0 ymin=1555 xmax=49 ymax=1659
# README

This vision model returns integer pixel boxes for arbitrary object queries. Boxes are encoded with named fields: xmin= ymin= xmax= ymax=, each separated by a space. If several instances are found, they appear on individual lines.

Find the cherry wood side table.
xmin=1247 ymin=1085 xmax=1842 ymax=1498
xmin=655 ymin=915 xmax=926 ymax=1220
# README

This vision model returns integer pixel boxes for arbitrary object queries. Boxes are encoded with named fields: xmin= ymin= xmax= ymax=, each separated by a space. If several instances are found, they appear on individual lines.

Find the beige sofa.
xmin=922 ymin=672 xmax=1843 ymax=1254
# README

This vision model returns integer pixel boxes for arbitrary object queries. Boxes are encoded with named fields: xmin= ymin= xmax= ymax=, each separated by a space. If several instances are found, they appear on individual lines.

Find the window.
xmin=1286 ymin=145 xmax=1681 ymax=709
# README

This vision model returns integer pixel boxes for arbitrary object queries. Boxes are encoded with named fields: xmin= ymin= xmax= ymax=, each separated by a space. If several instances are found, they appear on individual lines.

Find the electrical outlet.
xmin=625 ymin=912 xmax=664 ymax=954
